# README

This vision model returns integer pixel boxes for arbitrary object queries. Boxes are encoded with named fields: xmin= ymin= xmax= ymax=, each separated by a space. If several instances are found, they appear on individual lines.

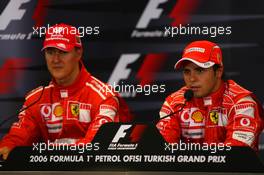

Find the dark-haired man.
xmin=157 ymin=40 xmax=263 ymax=151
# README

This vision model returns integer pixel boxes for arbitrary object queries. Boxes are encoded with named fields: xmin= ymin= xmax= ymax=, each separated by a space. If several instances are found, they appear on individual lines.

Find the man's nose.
xmin=189 ymin=71 xmax=197 ymax=82
xmin=51 ymin=51 xmax=61 ymax=62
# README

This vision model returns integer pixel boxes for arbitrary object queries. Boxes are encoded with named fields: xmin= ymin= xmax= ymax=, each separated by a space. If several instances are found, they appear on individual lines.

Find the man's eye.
xmin=183 ymin=70 xmax=190 ymax=74
xmin=46 ymin=50 xmax=53 ymax=54
xmin=59 ymin=50 xmax=67 ymax=54
xmin=45 ymin=49 xmax=54 ymax=54
xmin=196 ymin=68 xmax=204 ymax=73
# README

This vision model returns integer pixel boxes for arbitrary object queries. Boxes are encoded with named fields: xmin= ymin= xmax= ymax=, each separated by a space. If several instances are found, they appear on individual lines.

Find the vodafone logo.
xmin=0 ymin=0 xmax=31 ymax=31
xmin=240 ymin=118 xmax=251 ymax=127
xmin=40 ymin=103 xmax=63 ymax=121
xmin=234 ymin=116 xmax=256 ymax=132
xmin=40 ymin=104 xmax=52 ymax=120
xmin=180 ymin=110 xmax=190 ymax=123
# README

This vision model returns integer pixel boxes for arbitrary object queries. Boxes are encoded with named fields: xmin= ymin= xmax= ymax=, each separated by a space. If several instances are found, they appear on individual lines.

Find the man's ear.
xmin=216 ymin=66 xmax=224 ymax=79
xmin=75 ymin=48 xmax=83 ymax=60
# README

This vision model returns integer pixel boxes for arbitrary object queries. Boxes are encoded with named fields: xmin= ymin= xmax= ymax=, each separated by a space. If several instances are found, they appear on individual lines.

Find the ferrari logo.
xmin=70 ymin=104 xmax=79 ymax=117
xmin=209 ymin=111 xmax=219 ymax=124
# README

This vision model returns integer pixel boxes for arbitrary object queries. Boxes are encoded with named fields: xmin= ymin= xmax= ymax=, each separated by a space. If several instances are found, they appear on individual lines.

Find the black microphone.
xmin=0 ymin=86 xmax=45 ymax=128
xmin=184 ymin=89 xmax=194 ymax=102
xmin=154 ymin=89 xmax=194 ymax=123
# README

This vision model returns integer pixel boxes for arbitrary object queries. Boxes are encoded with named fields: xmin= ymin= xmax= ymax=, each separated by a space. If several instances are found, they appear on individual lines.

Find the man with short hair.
xmin=157 ymin=40 xmax=263 ymax=151
xmin=0 ymin=23 xmax=131 ymax=160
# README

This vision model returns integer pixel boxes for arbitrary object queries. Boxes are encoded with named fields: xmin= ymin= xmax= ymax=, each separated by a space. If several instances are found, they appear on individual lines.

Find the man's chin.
xmin=52 ymin=75 xmax=66 ymax=83
xmin=193 ymin=92 xmax=203 ymax=98
xmin=51 ymin=72 xmax=64 ymax=79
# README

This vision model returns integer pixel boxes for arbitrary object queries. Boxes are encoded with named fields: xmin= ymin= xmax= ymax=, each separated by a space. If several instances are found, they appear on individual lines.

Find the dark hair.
xmin=213 ymin=64 xmax=227 ymax=81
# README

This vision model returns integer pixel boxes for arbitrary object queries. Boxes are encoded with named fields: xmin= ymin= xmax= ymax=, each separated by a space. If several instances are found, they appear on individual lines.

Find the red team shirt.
xmin=157 ymin=80 xmax=264 ymax=151
xmin=0 ymin=64 xmax=130 ymax=150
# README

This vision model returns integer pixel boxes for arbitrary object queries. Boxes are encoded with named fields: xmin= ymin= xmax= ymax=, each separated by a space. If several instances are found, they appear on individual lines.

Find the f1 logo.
xmin=111 ymin=124 xmax=148 ymax=143
xmin=111 ymin=125 xmax=132 ymax=143
xmin=0 ymin=0 xmax=31 ymax=30
xmin=108 ymin=54 xmax=140 ymax=86
xmin=136 ymin=0 xmax=168 ymax=29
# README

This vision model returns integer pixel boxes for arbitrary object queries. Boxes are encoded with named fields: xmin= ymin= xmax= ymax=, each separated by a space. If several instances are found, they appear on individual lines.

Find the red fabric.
xmin=175 ymin=40 xmax=223 ymax=69
xmin=157 ymin=80 xmax=264 ymax=151
xmin=42 ymin=23 xmax=82 ymax=51
xmin=0 ymin=65 xmax=131 ymax=150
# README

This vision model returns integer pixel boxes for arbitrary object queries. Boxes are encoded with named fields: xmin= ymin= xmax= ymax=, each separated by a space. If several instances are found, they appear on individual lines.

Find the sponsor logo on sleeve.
xmin=232 ymin=131 xmax=254 ymax=146
xmin=99 ymin=105 xmax=117 ymax=120
xmin=159 ymin=106 xmax=171 ymax=118
xmin=234 ymin=103 xmax=255 ymax=118
xmin=233 ymin=116 xmax=256 ymax=132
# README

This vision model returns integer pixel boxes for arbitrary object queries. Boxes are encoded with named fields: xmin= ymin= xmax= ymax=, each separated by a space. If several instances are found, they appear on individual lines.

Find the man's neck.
xmin=56 ymin=66 xmax=80 ymax=87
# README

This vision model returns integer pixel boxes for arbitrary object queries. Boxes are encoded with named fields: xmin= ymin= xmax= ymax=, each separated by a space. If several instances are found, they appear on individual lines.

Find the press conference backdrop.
xmin=0 ymin=0 xmax=264 ymax=156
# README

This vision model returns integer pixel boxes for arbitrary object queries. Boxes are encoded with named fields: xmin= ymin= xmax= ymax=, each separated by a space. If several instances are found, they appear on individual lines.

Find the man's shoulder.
xmin=85 ymin=75 xmax=117 ymax=101
xmin=227 ymin=80 xmax=251 ymax=94
xmin=25 ymin=84 xmax=53 ymax=101
xmin=225 ymin=80 xmax=251 ymax=97
xmin=164 ymin=86 xmax=187 ymax=106
xmin=224 ymin=80 xmax=254 ymax=104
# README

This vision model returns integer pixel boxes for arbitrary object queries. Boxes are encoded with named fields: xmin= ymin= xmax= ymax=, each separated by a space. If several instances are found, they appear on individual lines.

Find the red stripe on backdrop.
xmin=137 ymin=0 xmax=201 ymax=86
xmin=136 ymin=54 xmax=167 ymax=86
xmin=32 ymin=0 xmax=50 ymax=27
xmin=169 ymin=0 xmax=201 ymax=26
xmin=130 ymin=125 xmax=148 ymax=143
xmin=0 ymin=58 xmax=31 ymax=94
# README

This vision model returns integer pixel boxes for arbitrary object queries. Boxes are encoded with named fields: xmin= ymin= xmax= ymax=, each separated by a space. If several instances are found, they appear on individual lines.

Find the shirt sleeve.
xmin=77 ymin=96 xmax=119 ymax=144
xmin=0 ymin=100 xmax=41 ymax=150
xmin=224 ymin=96 xmax=264 ymax=150
xmin=156 ymin=100 xmax=181 ymax=143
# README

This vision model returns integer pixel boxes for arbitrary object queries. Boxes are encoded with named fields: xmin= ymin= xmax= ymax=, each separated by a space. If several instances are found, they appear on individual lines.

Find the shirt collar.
xmin=192 ymin=81 xmax=226 ymax=107
xmin=51 ymin=63 xmax=91 ymax=98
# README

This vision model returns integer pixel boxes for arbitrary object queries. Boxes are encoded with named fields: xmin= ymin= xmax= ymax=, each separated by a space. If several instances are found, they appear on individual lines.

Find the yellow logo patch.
xmin=70 ymin=104 xmax=79 ymax=117
xmin=209 ymin=111 xmax=219 ymax=124
xmin=54 ymin=105 xmax=63 ymax=117
xmin=191 ymin=111 xmax=204 ymax=123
